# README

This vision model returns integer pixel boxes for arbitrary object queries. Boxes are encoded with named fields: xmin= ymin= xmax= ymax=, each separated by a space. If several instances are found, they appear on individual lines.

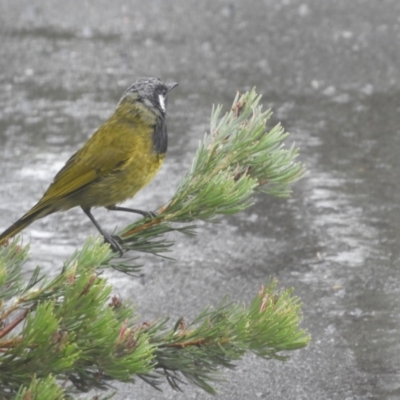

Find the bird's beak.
xmin=167 ymin=82 xmax=178 ymax=92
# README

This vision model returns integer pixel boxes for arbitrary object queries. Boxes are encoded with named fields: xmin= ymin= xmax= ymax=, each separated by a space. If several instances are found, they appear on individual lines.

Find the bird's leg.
xmin=81 ymin=207 xmax=123 ymax=256
xmin=106 ymin=205 xmax=157 ymax=218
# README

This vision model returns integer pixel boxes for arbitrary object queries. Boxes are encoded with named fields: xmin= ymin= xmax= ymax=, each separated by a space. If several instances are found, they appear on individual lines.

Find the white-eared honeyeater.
xmin=0 ymin=77 xmax=178 ymax=254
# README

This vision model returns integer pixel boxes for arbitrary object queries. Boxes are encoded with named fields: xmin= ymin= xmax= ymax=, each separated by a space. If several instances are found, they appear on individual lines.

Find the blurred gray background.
xmin=1 ymin=1 xmax=400 ymax=399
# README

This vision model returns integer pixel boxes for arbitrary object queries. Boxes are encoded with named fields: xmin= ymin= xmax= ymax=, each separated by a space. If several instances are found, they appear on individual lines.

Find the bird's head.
xmin=120 ymin=77 xmax=178 ymax=118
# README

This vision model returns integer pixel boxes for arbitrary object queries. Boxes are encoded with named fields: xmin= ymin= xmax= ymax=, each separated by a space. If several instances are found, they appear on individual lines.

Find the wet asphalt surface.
xmin=1 ymin=1 xmax=400 ymax=399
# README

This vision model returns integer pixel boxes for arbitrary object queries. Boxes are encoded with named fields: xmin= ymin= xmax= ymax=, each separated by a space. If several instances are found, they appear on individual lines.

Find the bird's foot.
xmin=103 ymin=234 xmax=124 ymax=256
xmin=144 ymin=210 xmax=158 ymax=218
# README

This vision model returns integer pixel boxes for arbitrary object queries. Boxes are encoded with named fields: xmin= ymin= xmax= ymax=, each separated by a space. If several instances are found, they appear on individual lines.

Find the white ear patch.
xmin=158 ymin=94 xmax=166 ymax=112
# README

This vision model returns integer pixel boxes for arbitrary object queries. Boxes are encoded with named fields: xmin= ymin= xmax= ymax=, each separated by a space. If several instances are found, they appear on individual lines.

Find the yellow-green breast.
xmin=37 ymin=96 xmax=166 ymax=211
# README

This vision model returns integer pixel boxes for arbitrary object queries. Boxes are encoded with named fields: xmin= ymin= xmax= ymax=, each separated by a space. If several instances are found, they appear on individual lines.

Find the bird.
xmin=0 ymin=77 xmax=178 ymax=254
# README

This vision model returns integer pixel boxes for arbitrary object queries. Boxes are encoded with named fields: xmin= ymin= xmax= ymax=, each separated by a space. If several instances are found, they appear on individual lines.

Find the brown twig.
xmin=0 ymin=309 xmax=29 ymax=339
xmin=166 ymin=338 xmax=209 ymax=348
xmin=79 ymin=274 xmax=97 ymax=297
xmin=0 ymin=337 xmax=23 ymax=350
xmin=121 ymin=217 xmax=164 ymax=238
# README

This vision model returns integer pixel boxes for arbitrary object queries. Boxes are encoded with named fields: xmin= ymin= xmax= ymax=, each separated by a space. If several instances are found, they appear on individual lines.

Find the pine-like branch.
xmin=0 ymin=89 xmax=309 ymax=398
xmin=0 ymin=240 xmax=154 ymax=399
xmin=116 ymin=89 xmax=305 ymax=268
xmin=0 ymin=240 xmax=309 ymax=398
xmin=142 ymin=280 xmax=308 ymax=394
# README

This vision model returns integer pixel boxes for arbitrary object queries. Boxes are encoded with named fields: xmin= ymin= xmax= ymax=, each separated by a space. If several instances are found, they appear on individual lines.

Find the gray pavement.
xmin=1 ymin=1 xmax=400 ymax=399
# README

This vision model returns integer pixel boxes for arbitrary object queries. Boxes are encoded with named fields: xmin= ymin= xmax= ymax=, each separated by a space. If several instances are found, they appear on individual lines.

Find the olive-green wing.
xmin=45 ymin=149 xmax=126 ymax=199
xmin=33 ymin=125 xmax=133 ymax=209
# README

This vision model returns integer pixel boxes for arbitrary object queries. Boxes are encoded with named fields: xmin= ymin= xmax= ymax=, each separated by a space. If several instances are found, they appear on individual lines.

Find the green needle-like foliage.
xmin=0 ymin=240 xmax=154 ymax=399
xmin=0 ymin=240 xmax=309 ymax=398
xmin=0 ymin=89 xmax=309 ymax=398
xmin=143 ymin=281 xmax=308 ymax=394
xmin=119 ymin=89 xmax=305 ymax=260
xmin=15 ymin=375 xmax=65 ymax=400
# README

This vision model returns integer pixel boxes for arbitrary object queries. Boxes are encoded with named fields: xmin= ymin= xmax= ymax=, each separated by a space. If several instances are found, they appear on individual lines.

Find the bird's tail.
xmin=0 ymin=204 xmax=54 ymax=246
